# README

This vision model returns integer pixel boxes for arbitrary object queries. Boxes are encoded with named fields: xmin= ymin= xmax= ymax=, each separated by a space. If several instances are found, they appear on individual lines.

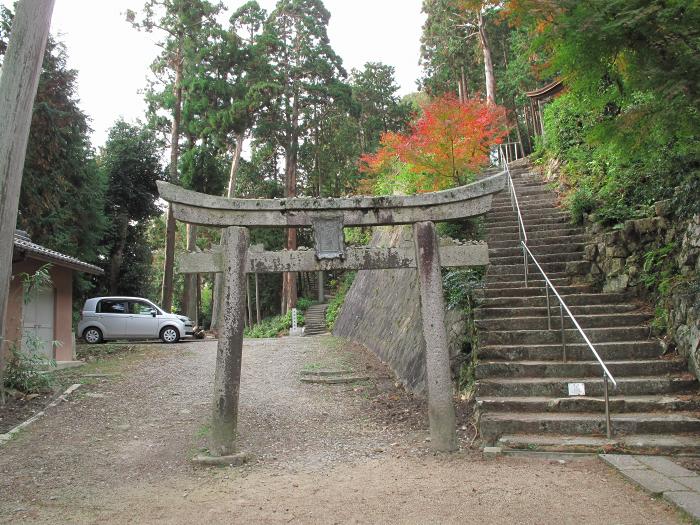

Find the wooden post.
xmin=210 ymin=226 xmax=249 ymax=456
xmin=317 ymin=271 xmax=324 ymax=303
xmin=246 ymin=273 xmax=253 ymax=329
xmin=0 ymin=0 xmax=55 ymax=403
xmin=254 ymin=273 xmax=261 ymax=325
xmin=413 ymin=221 xmax=458 ymax=452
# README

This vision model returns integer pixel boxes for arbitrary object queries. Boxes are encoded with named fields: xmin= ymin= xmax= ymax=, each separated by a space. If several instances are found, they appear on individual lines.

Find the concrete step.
xmin=486 ymin=214 xmax=570 ymax=227
xmin=475 ymin=304 xmax=639 ymax=319
xmin=494 ymin=433 xmax=700 ymax=455
xmin=486 ymin=204 xmax=571 ymax=219
xmin=476 ymin=395 xmax=700 ymax=414
xmin=479 ymin=412 xmax=700 ymax=439
xmin=487 ymin=260 xmax=585 ymax=276
xmin=481 ymin=326 xmax=652 ymax=346
xmin=477 ymin=312 xmax=652 ymax=332
xmin=480 ymin=284 xmax=593 ymax=298
xmin=475 ymin=358 xmax=687 ymax=380
xmin=481 ymin=292 xmax=630 ymax=308
xmin=484 ymin=270 xmax=575 ymax=284
xmin=486 ymin=221 xmax=578 ymax=235
xmin=489 ymin=243 xmax=584 ymax=258
xmin=490 ymin=251 xmax=584 ymax=266
xmin=475 ymin=375 xmax=697 ymax=398
xmin=488 ymin=234 xmax=588 ymax=250
xmin=479 ymin=341 xmax=664 ymax=362
xmin=487 ymin=227 xmax=584 ymax=242
xmin=490 ymin=198 xmax=559 ymax=210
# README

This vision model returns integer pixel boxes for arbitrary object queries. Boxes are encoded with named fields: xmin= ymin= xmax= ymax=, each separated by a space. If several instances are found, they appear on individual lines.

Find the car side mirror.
xmin=150 ymin=309 xmax=157 ymax=317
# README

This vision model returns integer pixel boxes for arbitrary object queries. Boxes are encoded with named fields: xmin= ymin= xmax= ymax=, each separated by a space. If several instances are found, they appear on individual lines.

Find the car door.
xmin=97 ymin=299 xmax=128 ymax=338
xmin=126 ymin=300 xmax=159 ymax=338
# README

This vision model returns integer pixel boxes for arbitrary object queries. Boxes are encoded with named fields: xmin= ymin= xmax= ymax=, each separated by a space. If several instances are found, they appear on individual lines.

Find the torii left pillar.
xmin=210 ymin=226 xmax=249 ymax=456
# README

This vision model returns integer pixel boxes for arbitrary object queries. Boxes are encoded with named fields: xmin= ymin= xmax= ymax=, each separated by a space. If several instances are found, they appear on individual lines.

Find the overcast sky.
xmin=1 ymin=0 xmax=426 ymax=148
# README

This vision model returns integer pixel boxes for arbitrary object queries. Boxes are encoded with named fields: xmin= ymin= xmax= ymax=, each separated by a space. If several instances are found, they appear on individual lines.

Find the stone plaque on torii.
xmin=157 ymin=171 xmax=505 ymax=458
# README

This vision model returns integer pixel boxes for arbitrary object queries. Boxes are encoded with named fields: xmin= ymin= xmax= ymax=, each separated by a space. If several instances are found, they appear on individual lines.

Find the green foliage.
xmin=97 ymin=120 xmax=163 ymax=297
xmin=529 ymin=1 xmax=700 ymax=225
xmin=442 ymin=268 xmax=485 ymax=311
xmin=4 ymin=341 xmax=55 ymax=394
xmin=244 ymin=310 xmax=304 ymax=338
xmin=344 ymin=227 xmax=372 ymax=246
xmin=325 ymin=272 xmax=356 ymax=330
xmin=0 ymin=16 xmax=108 ymax=308
xmin=566 ymin=185 xmax=597 ymax=225
xmin=295 ymin=297 xmax=314 ymax=311
xmin=640 ymin=242 xmax=678 ymax=296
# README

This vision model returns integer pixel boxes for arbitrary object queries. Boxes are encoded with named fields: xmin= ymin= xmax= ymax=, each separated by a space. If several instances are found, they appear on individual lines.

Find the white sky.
xmin=1 ymin=0 xmax=426 ymax=148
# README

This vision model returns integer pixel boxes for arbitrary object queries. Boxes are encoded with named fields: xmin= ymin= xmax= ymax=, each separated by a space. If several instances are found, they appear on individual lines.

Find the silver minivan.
xmin=77 ymin=297 xmax=194 ymax=344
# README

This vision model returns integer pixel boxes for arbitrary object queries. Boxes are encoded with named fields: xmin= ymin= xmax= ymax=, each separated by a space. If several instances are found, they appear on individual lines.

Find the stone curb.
xmin=192 ymin=452 xmax=251 ymax=467
xmin=600 ymin=454 xmax=700 ymax=521
xmin=0 ymin=383 xmax=81 ymax=447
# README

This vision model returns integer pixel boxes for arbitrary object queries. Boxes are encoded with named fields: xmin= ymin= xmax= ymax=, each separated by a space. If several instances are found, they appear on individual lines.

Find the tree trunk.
xmin=282 ymin=96 xmax=299 ymax=315
xmin=477 ymin=10 xmax=496 ymax=105
xmin=282 ymin=150 xmax=298 ymax=314
xmin=183 ymin=223 xmax=198 ymax=324
xmin=255 ymin=273 xmax=261 ymax=324
xmin=226 ymin=133 xmax=244 ymax=199
xmin=0 ymin=0 xmax=55 ymax=404
xmin=160 ymin=41 xmax=183 ymax=312
xmin=109 ymin=217 xmax=129 ymax=294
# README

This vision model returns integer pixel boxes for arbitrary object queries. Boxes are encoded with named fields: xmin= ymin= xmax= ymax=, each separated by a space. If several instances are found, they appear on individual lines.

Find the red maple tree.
xmin=360 ymin=95 xmax=506 ymax=194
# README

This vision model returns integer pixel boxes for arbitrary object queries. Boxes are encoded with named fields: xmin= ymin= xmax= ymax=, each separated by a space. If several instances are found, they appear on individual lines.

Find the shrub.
xmin=325 ymin=272 xmax=356 ymax=330
xmin=4 ymin=339 xmax=55 ymax=394
xmin=244 ymin=309 xmax=305 ymax=338
xmin=295 ymin=297 xmax=314 ymax=311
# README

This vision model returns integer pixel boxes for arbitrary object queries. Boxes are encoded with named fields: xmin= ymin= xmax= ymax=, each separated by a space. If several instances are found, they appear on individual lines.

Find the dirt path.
xmin=0 ymin=336 xmax=685 ymax=524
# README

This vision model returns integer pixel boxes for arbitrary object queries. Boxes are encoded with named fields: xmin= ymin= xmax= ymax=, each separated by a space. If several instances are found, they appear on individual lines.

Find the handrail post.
xmin=560 ymin=301 xmax=566 ymax=362
xmin=604 ymin=373 xmax=613 ymax=438
xmin=545 ymin=284 xmax=552 ymax=330
xmin=523 ymin=245 xmax=528 ymax=287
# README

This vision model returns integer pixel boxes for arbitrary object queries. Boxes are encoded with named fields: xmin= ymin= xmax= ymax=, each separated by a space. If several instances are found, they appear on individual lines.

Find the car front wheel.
xmin=83 ymin=327 xmax=103 ymax=344
xmin=160 ymin=326 xmax=180 ymax=344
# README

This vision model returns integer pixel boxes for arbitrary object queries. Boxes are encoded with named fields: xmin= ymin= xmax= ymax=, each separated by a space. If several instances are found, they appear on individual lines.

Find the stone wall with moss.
xmin=332 ymin=226 xmax=467 ymax=396
xmin=582 ymin=201 xmax=700 ymax=377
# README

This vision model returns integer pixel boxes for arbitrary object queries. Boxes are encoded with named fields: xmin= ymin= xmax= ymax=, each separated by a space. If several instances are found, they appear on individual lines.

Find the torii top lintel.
xmin=156 ymin=171 xmax=506 ymax=228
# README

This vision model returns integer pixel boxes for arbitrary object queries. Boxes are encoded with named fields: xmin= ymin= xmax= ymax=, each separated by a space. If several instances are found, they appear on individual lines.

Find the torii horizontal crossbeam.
xmin=157 ymin=172 xmax=506 ymax=228
xmin=177 ymin=243 xmax=489 ymax=274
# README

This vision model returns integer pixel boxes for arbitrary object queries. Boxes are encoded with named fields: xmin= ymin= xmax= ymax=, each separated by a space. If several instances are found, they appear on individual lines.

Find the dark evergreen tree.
xmin=98 ymin=120 xmax=163 ymax=297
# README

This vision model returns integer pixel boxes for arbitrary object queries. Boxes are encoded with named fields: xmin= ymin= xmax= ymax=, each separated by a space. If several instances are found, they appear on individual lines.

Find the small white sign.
xmin=568 ymin=382 xmax=586 ymax=396
xmin=291 ymin=308 xmax=298 ymax=330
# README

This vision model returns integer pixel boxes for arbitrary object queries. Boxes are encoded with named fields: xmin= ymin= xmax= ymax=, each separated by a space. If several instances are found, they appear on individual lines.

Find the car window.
xmin=98 ymin=300 xmax=128 ymax=314
xmin=130 ymin=301 xmax=154 ymax=315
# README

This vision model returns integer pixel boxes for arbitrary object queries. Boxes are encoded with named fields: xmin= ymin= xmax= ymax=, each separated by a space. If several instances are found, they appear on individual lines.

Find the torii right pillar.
xmin=413 ymin=221 xmax=458 ymax=452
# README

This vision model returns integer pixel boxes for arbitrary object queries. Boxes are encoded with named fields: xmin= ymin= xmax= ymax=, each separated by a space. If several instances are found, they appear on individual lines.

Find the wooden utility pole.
xmin=0 ymin=0 xmax=55 ymax=402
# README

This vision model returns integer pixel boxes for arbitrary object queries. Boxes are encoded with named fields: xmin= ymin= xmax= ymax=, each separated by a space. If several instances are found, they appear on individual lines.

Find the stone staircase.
xmin=304 ymin=303 xmax=330 ymax=336
xmin=474 ymin=162 xmax=700 ymax=454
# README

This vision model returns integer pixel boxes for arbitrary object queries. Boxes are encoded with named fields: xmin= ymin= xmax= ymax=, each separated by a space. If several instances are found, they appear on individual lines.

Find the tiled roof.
xmin=13 ymin=231 xmax=104 ymax=275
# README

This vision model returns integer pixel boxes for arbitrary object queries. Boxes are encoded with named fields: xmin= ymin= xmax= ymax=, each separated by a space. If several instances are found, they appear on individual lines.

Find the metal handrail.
xmin=498 ymin=145 xmax=616 ymax=438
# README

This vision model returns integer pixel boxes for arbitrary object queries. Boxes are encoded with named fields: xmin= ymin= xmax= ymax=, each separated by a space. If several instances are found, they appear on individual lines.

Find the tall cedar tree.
xmin=99 ymin=120 xmax=162 ymax=296
xmin=256 ymin=0 xmax=348 ymax=313
xmin=128 ymin=0 xmax=221 ymax=312
xmin=0 ymin=9 xmax=106 ymax=303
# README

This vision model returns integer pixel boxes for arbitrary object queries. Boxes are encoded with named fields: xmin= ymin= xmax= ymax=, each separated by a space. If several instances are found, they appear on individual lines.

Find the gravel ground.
xmin=0 ymin=336 xmax=686 ymax=524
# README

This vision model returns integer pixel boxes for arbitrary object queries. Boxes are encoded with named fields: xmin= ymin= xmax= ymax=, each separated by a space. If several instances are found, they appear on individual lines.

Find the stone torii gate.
xmin=157 ymin=172 xmax=505 ymax=458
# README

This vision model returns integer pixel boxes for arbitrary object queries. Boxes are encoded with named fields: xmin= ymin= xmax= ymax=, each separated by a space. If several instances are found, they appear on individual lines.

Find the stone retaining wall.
xmin=333 ymin=226 xmax=466 ymax=396
xmin=583 ymin=202 xmax=700 ymax=376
